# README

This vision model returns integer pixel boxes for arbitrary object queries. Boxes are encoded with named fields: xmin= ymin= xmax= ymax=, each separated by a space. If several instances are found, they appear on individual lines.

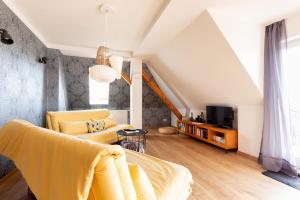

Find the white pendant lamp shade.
xmin=90 ymin=65 xmax=117 ymax=83
xmin=109 ymin=55 xmax=123 ymax=79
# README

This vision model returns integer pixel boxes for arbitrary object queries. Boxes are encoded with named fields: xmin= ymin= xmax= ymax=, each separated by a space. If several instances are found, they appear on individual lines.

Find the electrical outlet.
xmin=162 ymin=118 xmax=167 ymax=122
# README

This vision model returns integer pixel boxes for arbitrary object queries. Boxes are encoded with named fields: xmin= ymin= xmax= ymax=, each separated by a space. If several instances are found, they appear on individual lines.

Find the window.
xmin=89 ymin=77 xmax=109 ymax=105
xmin=286 ymin=42 xmax=300 ymax=169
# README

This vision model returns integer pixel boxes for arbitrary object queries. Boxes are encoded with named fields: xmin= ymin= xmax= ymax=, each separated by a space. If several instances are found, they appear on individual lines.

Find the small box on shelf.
xmin=213 ymin=135 xmax=225 ymax=144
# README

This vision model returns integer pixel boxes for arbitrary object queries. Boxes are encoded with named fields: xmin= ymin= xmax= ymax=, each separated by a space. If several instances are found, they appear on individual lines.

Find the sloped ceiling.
xmin=4 ymin=0 xmax=300 ymax=110
xmin=209 ymin=10 xmax=264 ymax=93
xmin=146 ymin=11 xmax=262 ymax=109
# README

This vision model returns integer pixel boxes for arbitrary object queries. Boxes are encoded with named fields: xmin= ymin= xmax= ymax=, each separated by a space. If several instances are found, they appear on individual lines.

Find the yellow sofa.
xmin=0 ymin=120 xmax=193 ymax=200
xmin=46 ymin=109 xmax=132 ymax=144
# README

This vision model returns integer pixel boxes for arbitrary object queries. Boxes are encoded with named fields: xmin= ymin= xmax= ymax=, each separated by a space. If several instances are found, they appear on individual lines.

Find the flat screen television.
xmin=206 ymin=106 xmax=234 ymax=128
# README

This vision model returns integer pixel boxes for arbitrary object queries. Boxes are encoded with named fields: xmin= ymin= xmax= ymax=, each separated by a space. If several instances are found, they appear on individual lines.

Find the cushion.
xmin=128 ymin=163 xmax=157 ymax=200
xmin=59 ymin=121 xmax=89 ymax=135
xmin=78 ymin=124 xmax=133 ymax=144
xmin=103 ymin=115 xmax=117 ymax=129
xmin=87 ymin=120 xmax=106 ymax=133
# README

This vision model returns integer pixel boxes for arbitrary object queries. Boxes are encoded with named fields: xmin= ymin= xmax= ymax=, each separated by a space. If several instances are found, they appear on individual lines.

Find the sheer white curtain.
xmin=286 ymin=43 xmax=300 ymax=169
xmin=259 ymin=19 xmax=298 ymax=177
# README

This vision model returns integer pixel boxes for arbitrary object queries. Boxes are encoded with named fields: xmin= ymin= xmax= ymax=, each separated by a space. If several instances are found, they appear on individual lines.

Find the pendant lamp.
xmin=90 ymin=46 xmax=117 ymax=83
xmin=89 ymin=4 xmax=124 ymax=83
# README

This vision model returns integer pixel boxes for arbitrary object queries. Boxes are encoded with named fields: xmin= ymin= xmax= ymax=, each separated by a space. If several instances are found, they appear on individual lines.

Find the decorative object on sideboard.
xmin=195 ymin=112 xmax=206 ymax=123
xmin=38 ymin=57 xmax=48 ymax=64
xmin=0 ymin=29 xmax=14 ymax=45
xmin=200 ymin=112 xmax=205 ymax=122
xmin=89 ymin=4 xmax=123 ymax=83
xmin=195 ymin=115 xmax=201 ymax=122
xmin=189 ymin=112 xmax=194 ymax=121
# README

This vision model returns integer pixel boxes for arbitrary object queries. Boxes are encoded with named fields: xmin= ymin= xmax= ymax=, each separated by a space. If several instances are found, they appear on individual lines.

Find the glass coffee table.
xmin=117 ymin=129 xmax=148 ymax=153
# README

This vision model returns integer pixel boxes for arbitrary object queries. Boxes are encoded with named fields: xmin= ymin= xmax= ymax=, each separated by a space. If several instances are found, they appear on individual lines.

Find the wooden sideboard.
xmin=176 ymin=120 xmax=238 ymax=150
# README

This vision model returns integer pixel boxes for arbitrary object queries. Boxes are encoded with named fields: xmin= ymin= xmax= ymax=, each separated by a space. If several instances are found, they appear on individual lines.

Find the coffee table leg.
xmin=138 ymin=135 xmax=140 ymax=152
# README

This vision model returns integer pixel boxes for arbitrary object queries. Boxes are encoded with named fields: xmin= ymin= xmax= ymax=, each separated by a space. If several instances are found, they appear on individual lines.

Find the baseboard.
xmin=237 ymin=151 xmax=258 ymax=162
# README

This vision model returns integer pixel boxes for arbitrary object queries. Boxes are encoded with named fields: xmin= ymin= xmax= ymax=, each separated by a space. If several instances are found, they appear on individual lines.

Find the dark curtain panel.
xmin=260 ymin=19 xmax=298 ymax=177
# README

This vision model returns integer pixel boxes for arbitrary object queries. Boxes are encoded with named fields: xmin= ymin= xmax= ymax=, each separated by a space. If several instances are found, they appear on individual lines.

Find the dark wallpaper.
xmin=142 ymin=65 xmax=171 ymax=128
xmin=0 ymin=1 xmax=47 ymax=127
xmin=63 ymin=56 xmax=130 ymax=110
xmin=62 ymin=56 xmax=171 ymax=128
xmin=46 ymin=49 xmax=68 ymax=111
xmin=0 ymin=0 xmax=48 ymax=178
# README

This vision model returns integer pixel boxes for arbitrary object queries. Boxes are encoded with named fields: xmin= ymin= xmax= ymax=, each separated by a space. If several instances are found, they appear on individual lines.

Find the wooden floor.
xmin=145 ymin=132 xmax=300 ymax=200
xmin=1 ymin=131 xmax=300 ymax=200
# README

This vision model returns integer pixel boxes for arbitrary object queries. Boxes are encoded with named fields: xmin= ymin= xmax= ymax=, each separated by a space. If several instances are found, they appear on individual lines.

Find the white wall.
xmin=286 ymin=12 xmax=300 ymax=41
xmin=171 ymin=109 xmax=205 ymax=127
xmin=110 ymin=110 xmax=129 ymax=124
xmin=130 ymin=58 xmax=143 ymax=129
xmin=148 ymin=11 xmax=262 ymax=109
xmin=238 ymin=105 xmax=263 ymax=157
xmin=209 ymin=9 xmax=265 ymax=94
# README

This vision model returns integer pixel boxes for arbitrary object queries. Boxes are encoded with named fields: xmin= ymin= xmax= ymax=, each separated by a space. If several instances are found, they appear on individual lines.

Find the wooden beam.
xmin=142 ymin=70 xmax=183 ymax=120
xmin=121 ymin=71 xmax=132 ymax=85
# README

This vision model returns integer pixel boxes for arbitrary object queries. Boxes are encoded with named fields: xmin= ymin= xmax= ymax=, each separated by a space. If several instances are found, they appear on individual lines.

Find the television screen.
xmin=206 ymin=106 xmax=233 ymax=128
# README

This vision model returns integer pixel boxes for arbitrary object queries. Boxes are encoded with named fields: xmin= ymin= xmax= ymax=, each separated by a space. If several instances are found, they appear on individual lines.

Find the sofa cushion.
xmin=87 ymin=120 xmax=106 ymax=133
xmin=103 ymin=115 xmax=117 ymax=129
xmin=129 ymin=163 xmax=157 ymax=200
xmin=59 ymin=121 xmax=89 ymax=135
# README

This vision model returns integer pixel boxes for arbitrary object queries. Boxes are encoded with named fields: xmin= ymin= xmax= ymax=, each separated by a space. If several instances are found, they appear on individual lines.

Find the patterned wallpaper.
xmin=46 ymin=49 xmax=60 ymax=111
xmin=142 ymin=65 xmax=171 ymax=128
xmin=0 ymin=0 xmax=48 ymax=178
xmin=62 ymin=56 xmax=171 ymax=128
xmin=63 ymin=56 xmax=130 ymax=110
xmin=58 ymin=55 xmax=68 ymax=111
xmin=46 ymin=48 xmax=68 ymax=111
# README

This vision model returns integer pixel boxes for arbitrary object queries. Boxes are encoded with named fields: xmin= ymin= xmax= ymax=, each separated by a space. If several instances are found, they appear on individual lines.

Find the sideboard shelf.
xmin=176 ymin=120 xmax=238 ymax=150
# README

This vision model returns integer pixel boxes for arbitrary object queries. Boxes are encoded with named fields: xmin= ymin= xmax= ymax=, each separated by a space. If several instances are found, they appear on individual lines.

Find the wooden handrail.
xmin=142 ymin=70 xmax=183 ymax=120
xmin=121 ymin=72 xmax=132 ymax=85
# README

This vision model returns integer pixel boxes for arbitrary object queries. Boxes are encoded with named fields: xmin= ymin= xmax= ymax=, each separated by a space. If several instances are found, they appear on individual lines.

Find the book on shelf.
xmin=178 ymin=122 xmax=185 ymax=132
xmin=197 ymin=128 xmax=208 ymax=139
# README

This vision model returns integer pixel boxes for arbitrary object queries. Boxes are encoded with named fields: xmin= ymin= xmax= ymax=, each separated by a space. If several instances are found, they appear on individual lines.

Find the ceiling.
xmin=3 ymin=0 xmax=300 ymax=111
xmin=4 ymin=0 xmax=300 ymax=57
xmin=3 ymin=0 xmax=167 ymax=57
xmin=136 ymin=0 xmax=300 ymax=55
